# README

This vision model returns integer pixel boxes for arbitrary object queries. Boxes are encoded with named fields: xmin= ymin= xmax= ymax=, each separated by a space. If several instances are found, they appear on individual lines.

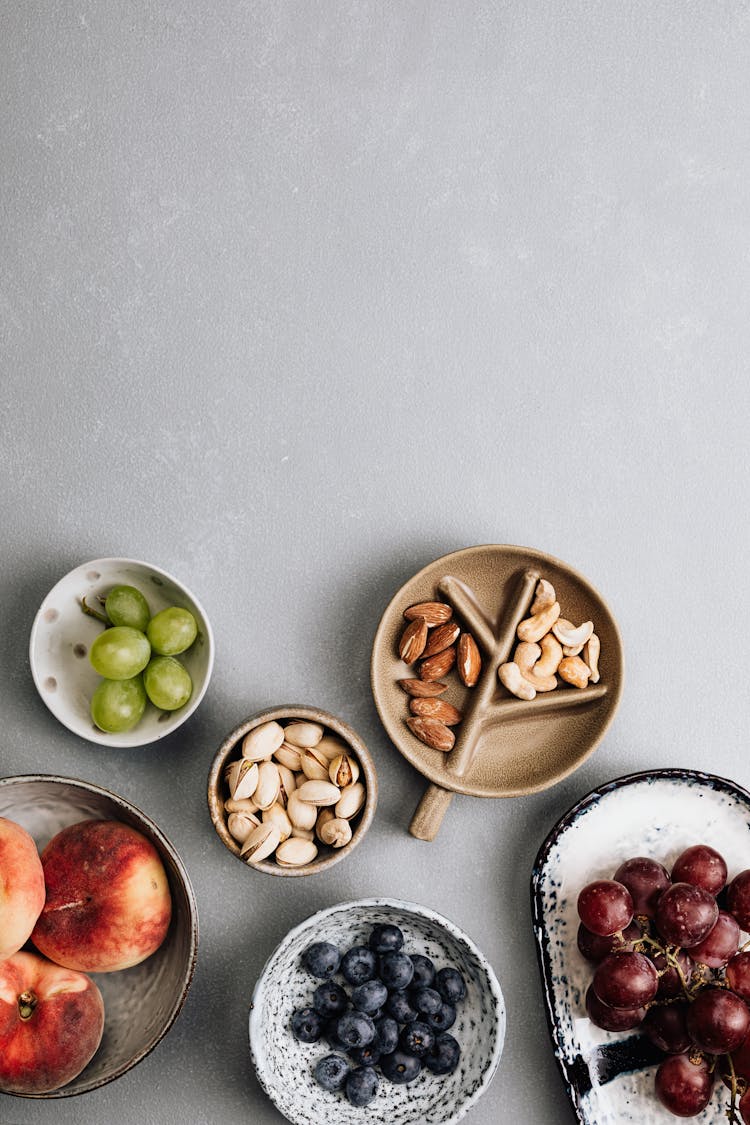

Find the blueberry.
xmin=436 ymin=966 xmax=466 ymax=1004
xmin=349 ymin=1042 xmax=382 ymax=1067
xmin=369 ymin=923 xmax=404 ymax=954
xmin=345 ymin=1066 xmax=379 ymax=1107
xmin=323 ymin=1019 xmax=348 ymax=1051
xmin=425 ymin=1032 xmax=461 ymax=1075
xmin=313 ymin=1053 xmax=350 ymax=1092
xmin=380 ymin=1049 xmax=422 ymax=1085
xmin=341 ymin=945 xmax=377 ymax=986
xmin=411 ymin=986 xmax=443 ymax=1018
xmin=385 ymin=991 xmax=417 ymax=1024
xmin=335 ymin=1010 xmax=376 ymax=1049
xmin=313 ymin=981 xmax=348 ymax=1018
xmin=352 ymin=979 xmax=388 ymax=1015
xmin=291 ymin=1007 xmax=324 ymax=1043
xmin=373 ymin=1016 xmax=399 ymax=1054
xmin=410 ymin=953 xmax=436 ymax=989
xmin=302 ymin=941 xmax=341 ymax=979
xmin=426 ymin=1001 xmax=456 ymax=1032
xmin=379 ymin=951 xmax=414 ymax=991
xmin=399 ymin=1020 xmax=435 ymax=1058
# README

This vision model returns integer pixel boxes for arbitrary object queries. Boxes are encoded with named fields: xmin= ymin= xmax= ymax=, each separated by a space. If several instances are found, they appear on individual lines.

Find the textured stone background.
xmin=3 ymin=3 xmax=750 ymax=1122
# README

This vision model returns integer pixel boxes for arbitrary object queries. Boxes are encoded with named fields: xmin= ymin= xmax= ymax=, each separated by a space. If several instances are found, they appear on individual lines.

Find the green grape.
xmin=143 ymin=656 xmax=192 ymax=711
xmin=146 ymin=607 xmax=198 ymax=656
xmin=89 ymin=626 xmax=151 ymax=680
xmin=105 ymin=584 xmax=150 ymax=631
xmin=90 ymin=676 xmax=147 ymax=733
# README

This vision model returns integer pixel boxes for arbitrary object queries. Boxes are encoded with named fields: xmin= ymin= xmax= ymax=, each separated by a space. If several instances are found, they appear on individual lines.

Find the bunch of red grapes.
xmin=578 ymin=844 xmax=750 ymax=1120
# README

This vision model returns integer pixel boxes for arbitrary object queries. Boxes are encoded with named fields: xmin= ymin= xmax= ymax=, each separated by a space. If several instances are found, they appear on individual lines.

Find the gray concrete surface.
xmin=2 ymin=3 xmax=750 ymax=1122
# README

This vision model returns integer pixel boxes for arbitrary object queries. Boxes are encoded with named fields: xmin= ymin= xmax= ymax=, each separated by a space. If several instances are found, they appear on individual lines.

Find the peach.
xmin=0 ymin=950 xmax=104 ymax=1094
xmin=31 ymin=819 xmax=172 ymax=972
xmin=0 ymin=817 xmax=45 ymax=962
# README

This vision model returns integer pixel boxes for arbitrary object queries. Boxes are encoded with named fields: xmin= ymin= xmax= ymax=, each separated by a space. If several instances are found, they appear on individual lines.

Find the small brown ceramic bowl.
xmin=207 ymin=706 xmax=377 ymax=877
xmin=0 ymin=774 xmax=198 ymax=1098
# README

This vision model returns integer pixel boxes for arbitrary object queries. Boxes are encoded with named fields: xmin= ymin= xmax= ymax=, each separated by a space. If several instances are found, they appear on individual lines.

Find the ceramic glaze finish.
xmin=29 ymin=558 xmax=214 ymax=747
xmin=249 ymin=898 xmax=505 ymax=1125
xmin=0 ymin=775 xmax=198 ymax=1098
xmin=532 ymin=769 xmax=750 ymax=1124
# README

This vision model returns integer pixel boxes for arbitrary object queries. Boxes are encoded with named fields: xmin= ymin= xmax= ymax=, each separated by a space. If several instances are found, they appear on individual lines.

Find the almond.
xmin=403 ymin=601 xmax=453 ymax=627
xmin=406 ymin=716 xmax=455 ymax=751
xmin=457 ymin=632 xmax=481 ymax=687
xmin=409 ymin=698 xmax=463 ymax=725
xmin=396 ymin=678 xmax=448 ymax=698
xmin=421 ymin=620 xmax=461 ymax=659
xmin=418 ymin=645 xmax=456 ymax=682
xmin=398 ymin=617 xmax=428 ymax=663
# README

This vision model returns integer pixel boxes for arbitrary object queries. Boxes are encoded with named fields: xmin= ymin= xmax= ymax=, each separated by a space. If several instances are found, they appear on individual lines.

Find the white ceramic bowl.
xmin=29 ymin=557 xmax=214 ymax=748
xmin=249 ymin=898 xmax=505 ymax=1125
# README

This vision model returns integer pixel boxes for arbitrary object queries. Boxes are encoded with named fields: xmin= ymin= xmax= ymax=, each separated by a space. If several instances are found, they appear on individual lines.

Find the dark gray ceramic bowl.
xmin=0 ymin=774 xmax=198 ymax=1098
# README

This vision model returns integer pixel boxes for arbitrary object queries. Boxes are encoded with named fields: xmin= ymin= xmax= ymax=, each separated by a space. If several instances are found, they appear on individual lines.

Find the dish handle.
xmin=409 ymin=783 xmax=453 ymax=841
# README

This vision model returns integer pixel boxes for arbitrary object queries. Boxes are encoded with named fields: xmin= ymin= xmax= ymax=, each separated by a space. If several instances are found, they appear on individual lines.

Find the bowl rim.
xmin=0 ymin=772 xmax=200 ymax=1098
xmin=207 ymin=705 xmax=378 ymax=877
xmin=248 ymin=896 xmax=506 ymax=1125
xmin=28 ymin=556 xmax=216 ymax=748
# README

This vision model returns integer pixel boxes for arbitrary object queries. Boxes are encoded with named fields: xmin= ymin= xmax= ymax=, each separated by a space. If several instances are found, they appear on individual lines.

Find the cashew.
xmin=536 ymin=632 xmax=563 ymax=676
xmin=552 ymin=618 xmax=594 ymax=650
xmin=513 ymin=641 xmax=557 ymax=692
xmin=558 ymin=655 xmax=591 ymax=689
xmin=498 ymin=662 xmax=537 ymax=700
xmin=517 ymin=601 xmax=561 ymax=644
xmin=584 ymin=633 xmax=600 ymax=683
xmin=530 ymin=578 xmax=556 ymax=615
xmin=562 ymin=642 xmax=584 ymax=657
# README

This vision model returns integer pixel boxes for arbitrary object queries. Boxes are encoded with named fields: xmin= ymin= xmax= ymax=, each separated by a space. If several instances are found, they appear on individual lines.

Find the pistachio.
xmin=287 ymin=790 xmax=319 ymax=830
xmin=275 ymin=837 xmax=318 ymax=867
xmin=295 ymin=780 xmax=341 ymax=807
xmin=282 ymin=721 xmax=324 ymax=748
xmin=274 ymin=743 xmax=303 ymax=771
xmin=315 ymin=807 xmax=335 ymax=839
xmin=225 ymin=759 xmax=259 ymax=801
xmin=253 ymin=760 xmax=281 ymax=811
xmin=276 ymin=763 xmax=297 ymax=806
xmin=319 ymin=816 xmax=352 ymax=848
xmin=240 ymin=823 xmax=281 ymax=863
xmin=223 ymin=795 xmax=260 ymax=816
xmin=227 ymin=811 xmax=260 ymax=843
xmin=328 ymin=753 xmax=360 ymax=788
xmin=315 ymin=735 xmax=350 ymax=762
xmin=263 ymin=802 xmax=292 ymax=842
xmin=291 ymin=825 xmax=315 ymax=841
xmin=299 ymin=746 xmax=330 ymax=782
xmin=241 ymin=720 xmax=285 ymax=762
xmin=335 ymin=781 xmax=365 ymax=820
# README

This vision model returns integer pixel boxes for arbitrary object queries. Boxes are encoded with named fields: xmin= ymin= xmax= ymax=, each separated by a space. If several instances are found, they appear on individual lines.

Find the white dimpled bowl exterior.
xmin=29 ymin=557 xmax=214 ymax=747
xmin=249 ymin=898 xmax=505 ymax=1125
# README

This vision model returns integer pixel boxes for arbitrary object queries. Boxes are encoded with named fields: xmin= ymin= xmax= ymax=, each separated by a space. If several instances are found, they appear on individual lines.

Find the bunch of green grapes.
xmin=85 ymin=585 xmax=198 ymax=733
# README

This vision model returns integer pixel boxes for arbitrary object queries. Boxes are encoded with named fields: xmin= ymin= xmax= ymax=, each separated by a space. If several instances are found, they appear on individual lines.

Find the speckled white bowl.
xmin=249 ymin=898 xmax=505 ymax=1125
xmin=29 ymin=557 xmax=214 ymax=747
xmin=532 ymin=769 xmax=750 ymax=1125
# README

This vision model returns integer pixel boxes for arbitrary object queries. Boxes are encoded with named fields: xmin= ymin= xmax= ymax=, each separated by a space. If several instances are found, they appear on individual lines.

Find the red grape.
xmin=726 ymin=952 xmax=750 ymax=1002
xmin=593 ymin=951 xmax=658 ymax=1010
xmin=728 ymin=870 xmax=750 ymax=929
xmin=671 ymin=844 xmax=727 ymax=895
xmin=655 ymin=1053 xmax=713 ymax=1117
xmin=577 ymin=880 xmax=634 ymax=937
xmin=613 ymin=856 xmax=670 ymax=917
xmin=687 ymin=910 xmax=740 ymax=968
xmin=651 ymin=949 xmax=693 ymax=999
xmin=686 ymin=987 xmax=750 ymax=1054
xmin=642 ymin=1001 xmax=691 ymax=1054
xmin=577 ymin=920 xmax=641 ymax=964
xmin=584 ymin=984 xmax=645 ymax=1031
xmin=655 ymin=882 xmax=719 ymax=948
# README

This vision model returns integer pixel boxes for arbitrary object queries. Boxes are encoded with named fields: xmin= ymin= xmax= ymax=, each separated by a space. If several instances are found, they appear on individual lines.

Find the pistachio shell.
xmin=315 ymin=735 xmax=349 ymax=762
xmin=227 ymin=811 xmax=260 ymax=843
xmin=287 ymin=790 xmax=318 ymax=830
xmin=275 ymin=837 xmax=318 ymax=867
xmin=263 ymin=802 xmax=292 ymax=842
xmin=224 ymin=795 xmax=260 ymax=815
xmin=300 ymin=747 xmax=330 ymax=782
xmin=240 ymin=823 xmax=281 ymax=863
xmin=291 ymin=825 xmax=315 ymax=841
xmin=335 ymin=781 xmax=365 ymax=820
xmin=328 ymin=753 xmax=359 ymax=788
xmin=226 ymin=759 xmax=259 ymax=801
xmin=282 ymin=721 xmax=324 ymax=748
xmin=295 ymin=780 xmax=341 ymax=807
xmin=274 ymin=743 xmax=303 ymax=771
xmin=241 ymin=720 xmax=285 ymax=761
xmin=253 ymin=760 xmax=281 ymax=811
xmin=319 ymin=816 xmax=352 ymax=848
xmin=276 ymin=763 xmax=297 ymax=806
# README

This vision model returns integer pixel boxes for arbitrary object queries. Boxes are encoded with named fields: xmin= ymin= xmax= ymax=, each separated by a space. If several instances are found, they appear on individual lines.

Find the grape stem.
xmin=725 ymin=1052 xmax=744 ymax=1124
xmin=79 ymin=596 xmax=109 ymax=625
